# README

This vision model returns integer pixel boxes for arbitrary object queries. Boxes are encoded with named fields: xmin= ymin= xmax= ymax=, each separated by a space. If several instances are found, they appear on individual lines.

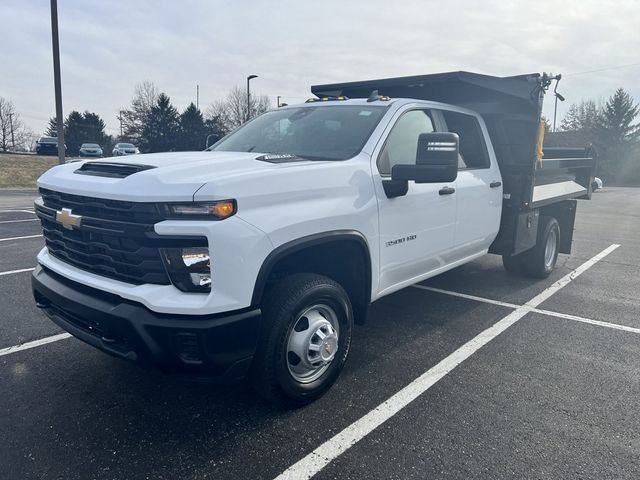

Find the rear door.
xmin=373 ymin=107 xmax=457 ymax=297
xmin=434 ymin=109 xmax=502 ymax=257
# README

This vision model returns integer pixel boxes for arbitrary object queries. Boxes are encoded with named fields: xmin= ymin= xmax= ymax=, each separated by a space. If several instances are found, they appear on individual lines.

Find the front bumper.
xmin=32 ymin=265 xmax=261 ymax=380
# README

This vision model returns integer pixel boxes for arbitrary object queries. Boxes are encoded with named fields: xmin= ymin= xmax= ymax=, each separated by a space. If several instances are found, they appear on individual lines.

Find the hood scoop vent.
xmin=74 ymin=162 xmax=156 ymax=178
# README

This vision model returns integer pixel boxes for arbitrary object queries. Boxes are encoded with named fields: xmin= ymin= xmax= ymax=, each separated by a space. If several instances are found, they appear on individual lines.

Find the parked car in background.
xmin=592 ymin=177 xmax=603 ymax=191
xmin=79 ymin=143 xmax=103 ymax=157
xmin=35 ymin=137 xmax=62 ymax=156
xmin=112 ymin=143 xmax=139 ymax=156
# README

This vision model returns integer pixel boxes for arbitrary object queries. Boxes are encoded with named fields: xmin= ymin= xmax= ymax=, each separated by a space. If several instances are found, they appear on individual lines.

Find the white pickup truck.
xmin=32 ymin=72 xmax=595 ymax=406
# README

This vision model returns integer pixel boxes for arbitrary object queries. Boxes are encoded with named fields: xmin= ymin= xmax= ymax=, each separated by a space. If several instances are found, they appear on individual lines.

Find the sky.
xmin=2 ymin=0 xmax=639 ymax=137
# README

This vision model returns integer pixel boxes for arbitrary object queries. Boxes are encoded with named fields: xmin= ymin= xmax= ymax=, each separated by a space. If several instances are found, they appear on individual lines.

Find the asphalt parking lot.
xmin=1 ymin=188 xmax=639 ymax=480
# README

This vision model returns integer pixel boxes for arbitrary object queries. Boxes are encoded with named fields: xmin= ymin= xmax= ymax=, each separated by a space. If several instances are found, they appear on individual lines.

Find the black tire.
xmin=520 ymin=216 xmax=560 ymax=279
xmin=251 ymin=273 xmax=353 ymax=407
xmin=502 ymin=253 xmax=523 ymax=275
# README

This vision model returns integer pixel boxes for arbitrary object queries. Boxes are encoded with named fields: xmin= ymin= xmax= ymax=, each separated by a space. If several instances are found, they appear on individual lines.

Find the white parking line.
xmin=0 ymin=234 xmax=43 ymax=242
xmin=412 ymin=284 xmax=521 ymax=309
xmin=0 ymin=333 xmax=72 ymax=357
xmin=534 ymin=308 xmax=640 ymax=334
xmin=0 ymin=209 xmax=35 ymax=214
xmin=0 ymin=218 xmax=39 ymax=224
xmin=0 ymin=267 xmax=35 ymax=277
xmin=274 ymin=243 xmax=620 ymax=480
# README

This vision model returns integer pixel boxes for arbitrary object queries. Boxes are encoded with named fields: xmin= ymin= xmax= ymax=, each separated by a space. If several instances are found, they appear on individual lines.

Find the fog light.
xmin=160 ymin=247 xmax=211 ymax=293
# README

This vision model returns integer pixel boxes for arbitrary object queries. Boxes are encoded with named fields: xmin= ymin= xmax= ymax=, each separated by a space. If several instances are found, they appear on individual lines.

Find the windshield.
xmin=118 ymin=143 xmax=135 ymax=148
xmin=39 ymin=137 xmax=57 ymax=143
xmin=82 ymin=144 xmax=99 ymax=148
xmin=209 ymin=105 xmax=388 ymax=160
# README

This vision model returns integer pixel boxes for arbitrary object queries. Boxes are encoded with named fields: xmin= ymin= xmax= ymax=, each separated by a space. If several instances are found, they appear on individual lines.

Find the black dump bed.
xmin=312 ymin=71 xmax=596 ymax=255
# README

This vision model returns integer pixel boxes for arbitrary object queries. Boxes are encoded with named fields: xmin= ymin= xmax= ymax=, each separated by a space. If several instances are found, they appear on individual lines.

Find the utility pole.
xmin=50 ymin=0 xmax=65 ymax=164
xmin=246 ymin=75 xmax=258 ymax=122
xmin=8 ymin=113 xmax=15 ymax=150
xmin=196 ymin=84 xmax=199 ymax=110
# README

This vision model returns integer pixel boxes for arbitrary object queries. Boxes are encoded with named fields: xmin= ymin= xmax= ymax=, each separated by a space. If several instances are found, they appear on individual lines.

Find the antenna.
xmin=367 ymin=90 xmax=379 ymax=102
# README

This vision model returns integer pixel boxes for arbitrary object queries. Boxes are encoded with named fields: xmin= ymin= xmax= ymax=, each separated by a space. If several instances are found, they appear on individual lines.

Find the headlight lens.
xmin=162 ymin=200 xmax=236 ymax=220
xmin=160 ymin=247 xmax=211 ymax=292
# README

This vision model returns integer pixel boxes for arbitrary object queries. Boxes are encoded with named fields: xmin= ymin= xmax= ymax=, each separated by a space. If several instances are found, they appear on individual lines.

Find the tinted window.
xmin=211 ymin=105 xmax=387 ymax=161
xmin=440 ymin=111 xmax=489 ymax=169
xmin=378 ymin=110 xmax=434 ymax=175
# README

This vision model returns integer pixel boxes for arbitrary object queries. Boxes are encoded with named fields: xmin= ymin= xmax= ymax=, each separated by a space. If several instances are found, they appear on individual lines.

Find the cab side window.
xmin=378 ymin=110 xmax=435 ymax=176
xmin=440 ymin=110 xmax=490 ymax=169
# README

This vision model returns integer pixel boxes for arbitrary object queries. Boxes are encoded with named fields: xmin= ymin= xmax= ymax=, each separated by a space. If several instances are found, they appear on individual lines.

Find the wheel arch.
xmin=251 ymin=230 xmax=372 ymax=324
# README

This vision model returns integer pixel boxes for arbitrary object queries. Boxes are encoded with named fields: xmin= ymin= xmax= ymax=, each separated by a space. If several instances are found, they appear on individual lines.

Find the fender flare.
xmin=250 ymin=230 xmax=372 ymax=308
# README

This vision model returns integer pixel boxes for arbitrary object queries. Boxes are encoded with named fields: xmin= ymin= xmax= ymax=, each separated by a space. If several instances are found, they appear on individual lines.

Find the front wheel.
xmin=251 ymin=273 xmax=353 ymax=407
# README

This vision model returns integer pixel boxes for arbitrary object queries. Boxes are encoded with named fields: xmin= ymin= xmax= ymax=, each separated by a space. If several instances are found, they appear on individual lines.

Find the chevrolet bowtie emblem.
xmin=55 ymin=208 xmax=82 ymax=230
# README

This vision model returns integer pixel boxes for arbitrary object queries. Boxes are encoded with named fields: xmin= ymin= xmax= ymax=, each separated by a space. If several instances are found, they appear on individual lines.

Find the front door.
xmin=373 ymin=108 xmax=458 ymax=298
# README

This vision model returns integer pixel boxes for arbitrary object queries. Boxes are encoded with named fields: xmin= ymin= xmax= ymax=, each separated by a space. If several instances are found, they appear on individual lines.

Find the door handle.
xmin=490 ymin=181 xmax=502 ymax=188
xmin=439 ymin=187 xmax=455 ymax=195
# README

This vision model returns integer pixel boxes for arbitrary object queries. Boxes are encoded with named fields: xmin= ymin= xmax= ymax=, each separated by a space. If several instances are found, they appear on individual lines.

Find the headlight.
xmin=160 ymin=247 xmax=211 ymax=292
xmin=162 ymin=200 xmax=236 ymax=220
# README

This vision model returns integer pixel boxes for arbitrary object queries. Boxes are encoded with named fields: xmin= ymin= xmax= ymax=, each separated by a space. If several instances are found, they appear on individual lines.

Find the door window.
xmin=378 ymin=110 xmax=435 ymax=176
xmin=440 ymin=111 xmax=490 ymax=169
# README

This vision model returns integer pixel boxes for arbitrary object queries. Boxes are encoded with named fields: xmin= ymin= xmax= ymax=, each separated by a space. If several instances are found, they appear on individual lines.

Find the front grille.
xmin=36 ymin=189 xmax=206 ymax=285
xmin=39 ymin=188 xmax=163 ymax=223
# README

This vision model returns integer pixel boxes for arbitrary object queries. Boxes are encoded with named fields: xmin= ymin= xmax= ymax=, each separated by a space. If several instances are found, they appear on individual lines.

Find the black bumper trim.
xmin=32 ymin=265 xmax=261 ymax=379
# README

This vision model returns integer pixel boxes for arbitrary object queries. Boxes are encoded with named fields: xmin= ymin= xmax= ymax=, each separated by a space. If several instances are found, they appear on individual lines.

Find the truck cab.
xmin=32 ymin=72 xmax=595 ymax=406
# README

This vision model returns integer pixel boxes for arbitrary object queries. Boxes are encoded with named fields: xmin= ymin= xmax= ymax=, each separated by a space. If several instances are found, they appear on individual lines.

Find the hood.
xmin=36 ymin=151 xmax=326 ymax=202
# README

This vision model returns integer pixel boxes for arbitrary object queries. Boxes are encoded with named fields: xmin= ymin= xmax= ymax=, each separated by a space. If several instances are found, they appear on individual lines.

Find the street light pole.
xmin=118 ymin=110 xmax=124 ymax=137
xmin=50 ymin=0 xmax=65 ymax=164
xmin=246 ymin=75 xmax=258 ymax=122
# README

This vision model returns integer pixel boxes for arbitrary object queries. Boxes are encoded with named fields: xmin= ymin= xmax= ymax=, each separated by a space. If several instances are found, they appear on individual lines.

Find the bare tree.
xmin=0 ymin=97 xmax=27 ymax=151
xmin=120 ymin=81 xmax=160 ymax=142
xmin=207 ymin=85 xmax=271 ymax=133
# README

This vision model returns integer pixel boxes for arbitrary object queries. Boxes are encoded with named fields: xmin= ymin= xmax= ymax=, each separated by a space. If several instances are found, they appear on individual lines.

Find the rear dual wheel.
xmin=251 ymin=273 xmax=353 ymax=407
xmin=502 ymin=216 xmax=560 ymax=279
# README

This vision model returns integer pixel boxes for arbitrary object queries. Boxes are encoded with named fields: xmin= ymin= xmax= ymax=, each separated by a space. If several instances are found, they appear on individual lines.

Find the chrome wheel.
xmin=286 ymin=304 xmax=340 ymax=384
xmin=544 ymin=228 xmax=558 ymax=269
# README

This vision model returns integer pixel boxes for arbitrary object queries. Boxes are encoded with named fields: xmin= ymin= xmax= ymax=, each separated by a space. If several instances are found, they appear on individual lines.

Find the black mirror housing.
xmin=392 ymin=132 xmax=459 ymax=184
xmin=384 ymin=132 xmax=459 ymax=198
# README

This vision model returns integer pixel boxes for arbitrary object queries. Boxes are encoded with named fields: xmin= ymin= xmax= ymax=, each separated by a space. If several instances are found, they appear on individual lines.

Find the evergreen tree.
xmin=560 ymin=100 xmax=599 ymax=132
xmin=178 ymin=103 xmax=207 ymax=151
xmin=62 ymin=111 xmax=109 ymax=156
xmin=45 ymin=117 xmax=58 ymax=137
xmin=593 ymin=88 xmax=639 ymax=182
xmin=63 ymin=111 xmax=86 ymax=156
xmin=142 ymin=93 xmax=180 ymax=153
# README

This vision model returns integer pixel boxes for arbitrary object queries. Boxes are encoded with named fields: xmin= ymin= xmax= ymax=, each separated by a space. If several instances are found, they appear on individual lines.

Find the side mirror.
xmin=383 ymin=132 xmax=459 ymax=198
xmin=206 ymin=133 xmax=221 ymax=149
